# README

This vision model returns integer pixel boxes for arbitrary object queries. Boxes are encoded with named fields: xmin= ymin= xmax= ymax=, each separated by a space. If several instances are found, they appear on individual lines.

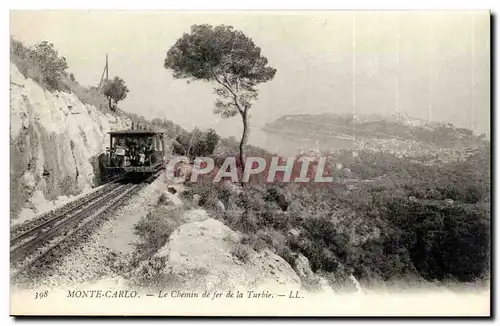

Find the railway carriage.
xmin=102 ymin=129 xmax=165 ymax=179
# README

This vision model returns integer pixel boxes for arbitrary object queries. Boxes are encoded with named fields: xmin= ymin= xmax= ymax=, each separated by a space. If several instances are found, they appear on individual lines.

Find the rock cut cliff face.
xmin=10 ymin=63 xmax=132 ymax=223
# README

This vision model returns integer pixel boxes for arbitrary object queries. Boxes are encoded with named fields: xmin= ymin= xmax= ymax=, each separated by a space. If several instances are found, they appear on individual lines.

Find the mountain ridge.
xmin=262 ymin=112 xmax=488 ymax=153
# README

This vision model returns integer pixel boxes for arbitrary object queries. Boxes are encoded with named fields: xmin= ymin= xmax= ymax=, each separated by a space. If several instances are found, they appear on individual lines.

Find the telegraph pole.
xmin=396 ymin=18 xmax=400 ymax=115
xmin=97 ymin=53 xmax=109 ymax=93
xmin=105 ymin=53 xmax=109 ymax=84
xmin=471 ymin=15 xmax=476 ymax=131
xmin=427 ymin=23 xmax=433 ymax=122
xmin=352 ymin=13 xmax=356 ymax=142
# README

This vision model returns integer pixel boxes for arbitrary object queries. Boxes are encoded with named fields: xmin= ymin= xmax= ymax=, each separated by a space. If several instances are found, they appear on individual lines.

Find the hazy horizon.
xmin=10 ymin=10 xmax=491 ymax=140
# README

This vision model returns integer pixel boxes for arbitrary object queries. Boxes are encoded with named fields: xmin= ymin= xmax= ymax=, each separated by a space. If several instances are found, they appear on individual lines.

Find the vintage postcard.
xmin=9 ymin=10 xmax=491 ymax=316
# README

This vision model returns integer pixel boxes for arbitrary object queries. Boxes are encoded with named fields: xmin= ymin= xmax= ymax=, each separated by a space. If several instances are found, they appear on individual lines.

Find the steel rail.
xmin=10 ymin=181 xmax=125 ymax=247
xmin=10 ymin=172 xmax=159 ymax=281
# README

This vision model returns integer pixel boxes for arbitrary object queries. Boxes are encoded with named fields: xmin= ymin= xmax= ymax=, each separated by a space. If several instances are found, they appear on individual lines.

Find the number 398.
xmin=35 ymin=291 xmax=48 ymax=299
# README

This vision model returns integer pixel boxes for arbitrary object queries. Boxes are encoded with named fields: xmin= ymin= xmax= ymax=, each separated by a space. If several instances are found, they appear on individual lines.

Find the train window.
xmin=154 ymin=136 xmax=159 ymax=151
xmin=114 ymin=137 xmax=127 ymax=148
xmin=143 ymin=136 xmax=153 ymax=151
xmin=108 ymin=133 xmax=162 ymax=151
xmin=111 ymin=136 xmax=124 ymax=147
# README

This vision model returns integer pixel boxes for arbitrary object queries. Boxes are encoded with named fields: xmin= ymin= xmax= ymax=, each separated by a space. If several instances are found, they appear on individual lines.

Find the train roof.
xmin=108 ymin=129 xmax=162 ymax=136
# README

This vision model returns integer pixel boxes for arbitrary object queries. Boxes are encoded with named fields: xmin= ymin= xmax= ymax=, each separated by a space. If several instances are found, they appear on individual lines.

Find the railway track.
xmin=10 ymin=173 xmax=159 ymax=281
xmin=10 ymin=176 xmax=124 ymax=238
xmin=10 ymin=179 xmax=124 ymax=243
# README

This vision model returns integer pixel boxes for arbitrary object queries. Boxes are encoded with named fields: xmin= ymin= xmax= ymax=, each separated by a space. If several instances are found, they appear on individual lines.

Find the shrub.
xmin=232 ymin=243 xmax=251 ymax=263
xmin=133 ymin=206 xmax=183 ymax=258
xmin=173 ymin=128 xmax=220 ymax=159
xmin=130 ymin=256 xmax=183 ymax=289
xmin=157 ymin=193 xmax=169 ymax=206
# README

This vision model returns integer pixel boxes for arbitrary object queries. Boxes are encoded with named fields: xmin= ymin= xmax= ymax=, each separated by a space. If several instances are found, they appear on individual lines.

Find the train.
xmin=101 ymin=129 xmax=166 ymax=181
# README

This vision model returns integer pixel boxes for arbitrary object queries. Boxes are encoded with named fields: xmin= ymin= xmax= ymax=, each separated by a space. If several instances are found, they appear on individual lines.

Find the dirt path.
xmin=98 ymin=176 xmax=167 ymax=255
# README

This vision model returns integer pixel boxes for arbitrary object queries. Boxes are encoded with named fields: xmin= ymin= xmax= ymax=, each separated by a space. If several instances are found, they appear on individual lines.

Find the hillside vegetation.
xmin=184 ymin=123 xmax=491 ymax=288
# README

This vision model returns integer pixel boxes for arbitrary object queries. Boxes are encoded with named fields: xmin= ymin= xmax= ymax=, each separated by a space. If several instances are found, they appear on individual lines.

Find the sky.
xmin=10 ymin=10 xmax=491 ymax=140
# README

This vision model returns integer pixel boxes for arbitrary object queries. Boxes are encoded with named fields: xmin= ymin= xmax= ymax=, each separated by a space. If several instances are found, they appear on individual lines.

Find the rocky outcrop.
xmin=162 ymin=191 xmax=184 ymax=208
xmin=154 ymin=216 xmax=301 ymax=292
xmin=292 ymin=253 xmax=362 ymax=294
xmin=293 ymin=253 xmax=334 ymax=293
xmin=179 ymin=209 xmax=209 ymax=223
xmin=10 ymin=63 xmax=131 ymax=223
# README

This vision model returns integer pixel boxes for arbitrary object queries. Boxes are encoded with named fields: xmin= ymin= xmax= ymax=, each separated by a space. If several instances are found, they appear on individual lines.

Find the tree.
xmin=152 ymin=118 xmax=163 ymax=126
xmin=173 ymin=128 xmax=220 ymax=160
xmin=31 ymin=41 xmax=69 ymax=91
xmin=103 ymin=76 xmax=129 ymax=111
xmin=164 ymin=24 xmax=277 ymax=175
